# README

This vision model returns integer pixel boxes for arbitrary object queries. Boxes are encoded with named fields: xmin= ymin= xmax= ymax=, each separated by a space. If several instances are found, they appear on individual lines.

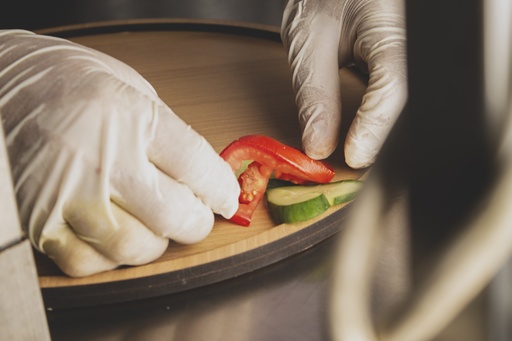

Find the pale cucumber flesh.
xmin=266 ymin=180 xmax=362 ymax=223
xmin=319 ymin=180 xmax=362 ymax=205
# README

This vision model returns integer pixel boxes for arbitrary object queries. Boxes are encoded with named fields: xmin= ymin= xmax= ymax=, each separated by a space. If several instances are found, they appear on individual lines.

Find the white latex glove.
xmin=281 ymin=0 xmax=407 ymax=168
xmin=0 ymin=30 xmax=239 ymax=277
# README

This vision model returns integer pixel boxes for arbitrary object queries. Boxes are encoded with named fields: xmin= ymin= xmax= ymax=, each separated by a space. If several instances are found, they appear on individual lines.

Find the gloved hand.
xmin=0 ymin=30 xmax=239 ymax=277
xmin=281 ymin=0 xmax=407 ymax=168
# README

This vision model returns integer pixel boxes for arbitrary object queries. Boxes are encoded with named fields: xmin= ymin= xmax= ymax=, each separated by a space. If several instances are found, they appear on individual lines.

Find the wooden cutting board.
xmin=34 ymin=19 xmax=368 ymax=308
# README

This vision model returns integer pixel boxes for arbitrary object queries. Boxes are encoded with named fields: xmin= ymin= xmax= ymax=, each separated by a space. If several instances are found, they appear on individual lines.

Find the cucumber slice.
xmin=319 ymin=180 xmax=362 ymax=205
xmin=266 ymin=180 xmax=362 ymax=223
xmin=266 ymin=190 xmax=330 ymax=224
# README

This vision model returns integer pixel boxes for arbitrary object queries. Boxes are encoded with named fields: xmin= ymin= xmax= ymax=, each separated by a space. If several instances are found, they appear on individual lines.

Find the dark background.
xmin=0 ymin=0 xmax=286 ymax=30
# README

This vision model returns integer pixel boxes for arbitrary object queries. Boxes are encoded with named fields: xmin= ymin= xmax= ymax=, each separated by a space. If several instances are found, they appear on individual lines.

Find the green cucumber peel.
xmin=265 ymin=180 xmax=363 ymax=224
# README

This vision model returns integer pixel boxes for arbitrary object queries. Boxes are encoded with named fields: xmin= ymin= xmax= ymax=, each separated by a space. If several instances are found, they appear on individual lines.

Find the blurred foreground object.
xmin=0 ymin=123 xmax=50 ymax=340
xmin=329 ymin=0 xmax=512 ymax=340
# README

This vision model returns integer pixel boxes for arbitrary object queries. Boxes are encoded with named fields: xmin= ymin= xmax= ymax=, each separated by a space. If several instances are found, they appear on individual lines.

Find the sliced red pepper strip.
xmin=238 ymin=135 xmax=334 ymax=183
xmin=221 ymin=135 xmax=335 ymax=184
xmin=230 ymin=162 xmax=273 ymax=226
xmin=220 ymin=134 xmax=335 ymax=226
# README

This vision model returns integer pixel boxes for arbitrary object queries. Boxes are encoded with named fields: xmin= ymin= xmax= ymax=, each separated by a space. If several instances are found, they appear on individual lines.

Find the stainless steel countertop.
xmin=44 ymin=232 xmax=495 ymax=341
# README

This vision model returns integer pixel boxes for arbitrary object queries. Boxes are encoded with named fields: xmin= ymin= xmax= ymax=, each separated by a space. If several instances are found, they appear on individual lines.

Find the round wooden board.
xmin=34 ymin=20 xmax=368 ymax=308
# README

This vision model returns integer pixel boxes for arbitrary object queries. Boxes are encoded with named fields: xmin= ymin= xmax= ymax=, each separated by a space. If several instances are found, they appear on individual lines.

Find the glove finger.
xmin=111 ymin=163 xmax=217 ymax=245
xmin=39 ymin=222 xmax=118 ymax=277
xmin=63 ymin=200 xmax=169 ymax=265
xmin=281 ymin=0 xmax=343 ymax=160
xmin=147 ymin=104 xmax=239 ymax=219
xmin=346 ymin=15 xmax=407 ymax=168
xmin=344 ymin=65 xmax=407 ymax=168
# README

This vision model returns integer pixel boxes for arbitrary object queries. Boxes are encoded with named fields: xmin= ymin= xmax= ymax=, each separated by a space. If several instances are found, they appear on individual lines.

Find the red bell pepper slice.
xmin=229 ymin=161 xmax=273 ymax=226
xmin=220 ymin=135 xmax=335 ymax=226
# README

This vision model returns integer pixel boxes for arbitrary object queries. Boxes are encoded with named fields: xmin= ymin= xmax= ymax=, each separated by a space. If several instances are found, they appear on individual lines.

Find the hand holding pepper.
xmin=281 ymin=0 xmax=408 ymax=168
xmin=0 ymin=30 xmax=239 ymax=277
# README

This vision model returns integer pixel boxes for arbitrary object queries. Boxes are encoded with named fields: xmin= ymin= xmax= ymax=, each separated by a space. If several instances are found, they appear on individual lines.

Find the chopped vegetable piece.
xmin=235 ymin=135 xmax=335 ymax=184
xmin=266 ymin=180 xmax=363 ymax=224
xmin=230 ymin=162 xmax=273 ymax=226
xmin=220 ymin=135 xmax=335 ymax=226
xmin=267 ymin=191 xmax=330 ymax=224
xmin=220 ymin=135 xmax=335 ymax=184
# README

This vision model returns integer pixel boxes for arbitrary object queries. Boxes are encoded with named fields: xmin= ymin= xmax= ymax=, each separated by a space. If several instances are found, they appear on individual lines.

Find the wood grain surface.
xmin=34 ymin=20 xmax=368 ymax=308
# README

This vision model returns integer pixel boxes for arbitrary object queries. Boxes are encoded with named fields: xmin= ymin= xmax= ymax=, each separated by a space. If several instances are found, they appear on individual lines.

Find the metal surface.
xmin=45 ymin=234 xmax=489 ymax=341
xmin=47 ymin=236 xmax=336 ymax=341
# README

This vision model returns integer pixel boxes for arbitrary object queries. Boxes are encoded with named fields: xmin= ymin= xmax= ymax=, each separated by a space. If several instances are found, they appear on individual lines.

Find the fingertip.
xmin=302 ymin=135 xmax=338 ymax=160
xmin=170 ymin=208 xmax=215 ymax=245
xmin=344 ymin=87 xmax=406 ymax=169
xmin=215 ymin=159 xmax=240 ymax=219
xmin=301 ymin=114 xmax=339 ymax=160
xmin=148 ymin=107 xmax=240 ymax=220
xmin=344 ymin=136 xmax=376 ymax=169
